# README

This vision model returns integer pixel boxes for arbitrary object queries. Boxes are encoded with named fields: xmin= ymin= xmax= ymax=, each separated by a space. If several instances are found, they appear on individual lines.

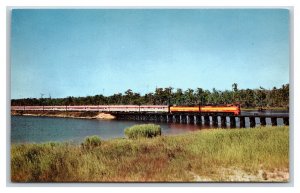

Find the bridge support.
xmin=155 ymin=114 xmax=160 ymax=122
xmin=212 ymin=116 xmax=218 ymax=126
xmin=143 ymin=114 xmax=148 ymax=121
xmin=174 ymin=115 xmax=180 ymax=123
xmin=161 ymin=115 xmax=167 ymax=122
xmin=239 ymin=117 xmax=245 ymax=128
xmin=260 ymin=117 xmax=266 ymax=126
xmin=271 ymin=117 xmax=277 ymax=126
xmin=230 ymin=116 xmax=236 ymax=128
xmin=204 ymin=115 xmax=210 ymax=126
xmin=249 ymin=117 xmax=255 ymax=128
xmin=195 ymin=115 xmax=202 ymax=125
xmin=167 ymin=115 xmax=173 ymax=123
xmin=221 ymin=116 xmax=227 ymax=128
xmin=188 ymin=115 xmax=194 ymax=124
xmin=181 ymin=115 xmax=187 ymax=124
xmin=283 ymin=117 xmax=289 ymax=126
xmin=149 ymin=114 xmax=154 ymax=121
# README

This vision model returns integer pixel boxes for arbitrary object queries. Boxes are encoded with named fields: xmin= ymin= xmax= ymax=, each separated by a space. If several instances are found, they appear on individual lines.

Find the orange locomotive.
xmin=169 ymin=104 xmax=241 ymax=115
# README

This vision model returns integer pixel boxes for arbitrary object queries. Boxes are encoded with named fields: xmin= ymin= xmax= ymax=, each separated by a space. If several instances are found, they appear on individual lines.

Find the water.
xmin=11 ymin=110 xmax=288 ymax=144
xmin=11 ymin=116 xmax=201 ymax=144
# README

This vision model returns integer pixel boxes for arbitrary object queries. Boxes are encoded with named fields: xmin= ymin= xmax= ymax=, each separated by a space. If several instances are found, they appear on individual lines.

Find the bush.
xmin=81 ymin=135 xmax=102 ymax=149
xmin=124 ymin=124 xmax=161 ymax=139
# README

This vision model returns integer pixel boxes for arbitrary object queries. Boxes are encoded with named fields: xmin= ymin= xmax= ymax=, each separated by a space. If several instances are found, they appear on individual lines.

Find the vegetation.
xmin=124 ymin=124 xmax=161 ymax=139
xmin=11 ymin=126 xmax=289 ymax=182
xmin=11 ymin=83 xmax=289 ymax=110
xmin=81 ymin=136 xmax=102 ymax=150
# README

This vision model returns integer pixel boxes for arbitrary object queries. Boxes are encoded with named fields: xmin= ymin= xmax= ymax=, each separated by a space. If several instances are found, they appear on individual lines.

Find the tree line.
xmin=11 ymin=83 xmax=289 ymax=109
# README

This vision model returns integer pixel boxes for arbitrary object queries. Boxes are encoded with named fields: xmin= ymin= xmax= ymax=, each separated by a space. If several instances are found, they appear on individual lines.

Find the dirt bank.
xmin=11 ymin=110 xmax=116 ymax=120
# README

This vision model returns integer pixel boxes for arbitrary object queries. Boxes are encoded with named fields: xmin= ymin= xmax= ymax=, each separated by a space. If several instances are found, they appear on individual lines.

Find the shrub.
xmin=81 ymin=135 xmax=102 ymax=149
xmin=124 ymin=124 xmax=161 ymax=139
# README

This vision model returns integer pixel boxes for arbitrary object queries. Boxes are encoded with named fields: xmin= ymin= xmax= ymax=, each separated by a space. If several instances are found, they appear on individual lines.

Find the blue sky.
xmin=11 ymin=9 xmax=290 ymax=99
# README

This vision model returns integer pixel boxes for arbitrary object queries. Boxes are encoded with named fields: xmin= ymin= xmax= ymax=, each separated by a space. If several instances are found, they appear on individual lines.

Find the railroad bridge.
xmin=11 ymin=105 xmax=289 ymax=128
xmin=111 ymin=112 xmax=289 ymax=128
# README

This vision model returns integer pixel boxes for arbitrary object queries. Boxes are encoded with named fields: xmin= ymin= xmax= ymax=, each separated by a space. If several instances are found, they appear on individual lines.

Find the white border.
xmin=1 ymin=0 xmax=299 ymax=193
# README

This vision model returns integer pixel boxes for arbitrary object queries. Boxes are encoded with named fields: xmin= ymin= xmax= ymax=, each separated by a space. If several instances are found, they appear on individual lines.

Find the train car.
xmin=62 ymin=105 xmax=168 ymax=112
xmin=23 ymin=106 xmax=44 ymax=111
xmin=11 ymin=106 xmax=25 ymax=111
xmin=169 ymin=106 xmax=200 ymax=112
xmin=200 ymin=104 xmax=240 ymax=115
xmin=11 ymin=104 xmax=240 ymax=115
xmin=170 ymin=104 xmax=240 ymax=115
xmin=105 ymin=105 xmax=140 ymax=112
xmin=140 ymin=105 xmax=169 ymax=112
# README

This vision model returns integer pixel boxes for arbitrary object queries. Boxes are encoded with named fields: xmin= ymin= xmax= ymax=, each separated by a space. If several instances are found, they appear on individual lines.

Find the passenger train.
xmin=11 ymin=104 xmax=241 ymax=115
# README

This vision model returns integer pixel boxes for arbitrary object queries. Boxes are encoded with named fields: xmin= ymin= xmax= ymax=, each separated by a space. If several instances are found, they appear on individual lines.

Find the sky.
xmin=10 ymin=9 xmax=290 ymax=99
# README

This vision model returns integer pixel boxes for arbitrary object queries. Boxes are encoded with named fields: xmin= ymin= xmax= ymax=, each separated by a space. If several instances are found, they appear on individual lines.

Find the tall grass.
xmin=124 ymin=124 xmax=161 ymax=139
xmin=81 ymin=135 xmax=102 ymax=150
xmin=11 ymin=126 xmax=289 ymax=182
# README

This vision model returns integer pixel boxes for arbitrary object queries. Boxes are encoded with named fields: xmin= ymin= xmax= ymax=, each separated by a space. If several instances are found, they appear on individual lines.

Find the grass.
xmin=124 ymin=124 xmax=161 ymax=139
xmin=11 ymin=126 xmax=289 ymax=182
xmin=81 ymin=136 xmax=102 ymax=150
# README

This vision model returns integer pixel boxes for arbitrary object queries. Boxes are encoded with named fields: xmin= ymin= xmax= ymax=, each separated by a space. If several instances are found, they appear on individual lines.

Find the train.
xmin=170 ymin=104 xmax=240 ymax=115
xmin=11 ymin=104 xmax=241 ymax=115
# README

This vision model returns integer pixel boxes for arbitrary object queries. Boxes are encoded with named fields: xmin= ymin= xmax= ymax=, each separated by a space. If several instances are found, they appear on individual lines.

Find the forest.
xmin=11 ymin=83 xmax=289 ymax=109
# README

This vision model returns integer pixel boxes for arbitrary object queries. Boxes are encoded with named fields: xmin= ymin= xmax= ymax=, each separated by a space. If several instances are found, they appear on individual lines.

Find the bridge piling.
xmin=283 ymin=117 xmax=289 ymax=126
xmin=221 ymin=116 xmax=227 ymax=128
xmin=249 ymin=117 xmax=255 ymax=128
xmin=271 ymin=117 xmax=277 ymax=126
xmin=195 ymin=115 xmax=202 ymax=125
xmin=260 ymin=117 xmax=266 ymax=126
xmin=181 ymin=115 xmax=187 ymax=124
xmin=239 ymin=117 xmax=246 ymax=128
xmin=204 ymin=115 xmax=210 ymax=126
xmin=163 ymin=115 xmax=168 ymax=122
xmin=155 ymin=114 xmax=160 ymax=122
xmin=230 ymin=116 xmax=236 ymax=128
xmin=174 ymin=115 xmax=180 ymax=123
xmin=188 ymin=115 xmax=195 ymax=124
xmin=212 ymin=116 xmax=218 ymax=126
xmin=167 ymin=115 xmax=173 ymax=123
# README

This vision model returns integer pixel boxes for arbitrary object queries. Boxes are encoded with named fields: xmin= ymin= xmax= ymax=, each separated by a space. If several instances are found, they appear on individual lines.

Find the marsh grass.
xmin=11 ymin=126 xmax=289 ymax=182
xmin=81 ymin=135 xmax=102 ymax=150
xmin=124 ymin=124 xmax=161 ymax=139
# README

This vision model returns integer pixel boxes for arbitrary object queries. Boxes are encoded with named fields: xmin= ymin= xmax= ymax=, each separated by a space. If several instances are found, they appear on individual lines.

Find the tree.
xmin=124 ymin=89 xmax=134 ymax=104
xmin=11 ymin=83 xmax=289 ymax=109
xmin=232 ymin=83 xmax=239 ymax=104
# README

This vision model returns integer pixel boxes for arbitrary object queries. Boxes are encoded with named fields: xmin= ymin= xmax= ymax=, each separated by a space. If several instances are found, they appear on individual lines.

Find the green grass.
xmin=81 ymin=135 xmax=102 ymax=150
xmin=124 ymin=124 xmax=161 ymax=139
xmin=11 ymin=126 xmax=289 ymax=182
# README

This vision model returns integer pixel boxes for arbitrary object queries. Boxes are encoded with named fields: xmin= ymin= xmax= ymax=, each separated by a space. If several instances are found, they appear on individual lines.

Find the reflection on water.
xmin=11 ymin=110 xmax=288 ymax=144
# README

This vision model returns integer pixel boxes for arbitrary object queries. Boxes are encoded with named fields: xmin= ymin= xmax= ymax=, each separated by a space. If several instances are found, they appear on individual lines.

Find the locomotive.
xmin=169 ymin=104 xmax=241 ymax=115
xmin=11 ymin=104 xmax=241 ymax=115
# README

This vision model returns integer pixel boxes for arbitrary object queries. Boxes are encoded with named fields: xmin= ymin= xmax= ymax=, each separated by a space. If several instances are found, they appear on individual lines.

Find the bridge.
xmin=11 ymin=105 xmax=289 ymax=128
xmin=111 ymin=112 xmax=289 ymax=128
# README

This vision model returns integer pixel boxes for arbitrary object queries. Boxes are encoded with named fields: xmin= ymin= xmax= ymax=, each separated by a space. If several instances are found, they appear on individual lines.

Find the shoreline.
xmin=11 ymin=126 xmax=289 ymax=182
xmin=11 ymin=110 xmax=116 ymax=120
